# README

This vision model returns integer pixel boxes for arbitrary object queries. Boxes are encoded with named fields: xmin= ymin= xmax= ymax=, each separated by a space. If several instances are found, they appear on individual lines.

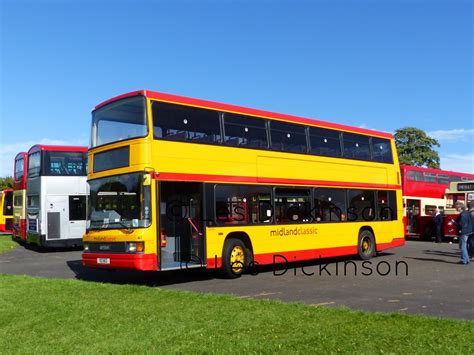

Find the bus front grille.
xmin=87 ymin=242 xmax=127 ymax=253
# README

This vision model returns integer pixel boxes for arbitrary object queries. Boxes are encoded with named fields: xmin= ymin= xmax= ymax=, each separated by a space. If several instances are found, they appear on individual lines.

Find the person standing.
xmin=453 ymin=202 xmax=472 ymax=265
xmin=432 ymin=208 xmax=443 ymax=243
xmin=468 ymin=202 xmax=474 ymax=261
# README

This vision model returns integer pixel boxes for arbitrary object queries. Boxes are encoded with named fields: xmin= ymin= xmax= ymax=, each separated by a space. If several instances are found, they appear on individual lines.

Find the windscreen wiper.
xmin=90 ymin=221 xmax=108 ymax=230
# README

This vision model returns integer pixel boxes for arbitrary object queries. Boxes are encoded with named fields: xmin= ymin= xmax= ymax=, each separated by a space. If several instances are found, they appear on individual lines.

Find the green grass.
xmin=0 ymin=274 xmax=472 ymax=353
xmin=0 ymin=235 xmax=18 ymax=254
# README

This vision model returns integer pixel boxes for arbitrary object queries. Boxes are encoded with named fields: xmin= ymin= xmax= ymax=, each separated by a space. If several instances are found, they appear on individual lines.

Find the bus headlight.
xmin=127 ymin=242 xmax=144 ymax=253
xmin=83 ymin=243 xmax=89 ymax=252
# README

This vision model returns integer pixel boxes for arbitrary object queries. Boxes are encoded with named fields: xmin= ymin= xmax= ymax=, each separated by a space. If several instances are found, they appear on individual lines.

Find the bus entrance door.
xmin=406 ymin=199 xmax=421 ymax=235
xmin=159 ymin=182 xmax=204 ymax=270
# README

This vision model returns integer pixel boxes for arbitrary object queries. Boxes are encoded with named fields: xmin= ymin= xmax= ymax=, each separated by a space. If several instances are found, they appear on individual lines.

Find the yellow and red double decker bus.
xmin=83 ymin=90 xmax=404 ymax=277
xmin=0 ymin=188 xmax=14 ymax=233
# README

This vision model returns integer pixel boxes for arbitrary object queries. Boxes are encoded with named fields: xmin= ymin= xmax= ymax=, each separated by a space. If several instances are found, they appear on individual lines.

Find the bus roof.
xmin=94 ymin=90 xmax=393 ymax=139
xmin=14 ymin=152 xmax=27 ymax=161
xmin=13 ymin=152 xmax=28 ymax=189
xmin=28 ymin=145 xmax=88 ymax=155
xmin=400 ymin=165 xmax=474 ymax=179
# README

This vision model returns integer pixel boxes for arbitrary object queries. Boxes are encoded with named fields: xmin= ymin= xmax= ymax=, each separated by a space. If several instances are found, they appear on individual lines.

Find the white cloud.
xmin=440 ymin=153 xmax=474 ymax=174
xmin=0 ymin=138 xmax=88 ymax=177
xmin=428 ymin=129 xmax=474 ymax=142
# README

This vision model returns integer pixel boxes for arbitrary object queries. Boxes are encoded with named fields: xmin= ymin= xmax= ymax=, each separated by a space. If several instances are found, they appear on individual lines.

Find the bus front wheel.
xmin=222 ymin=238 xmax=248 ymax=278
xmin=358 ymin=230 xmax=375 ymax=260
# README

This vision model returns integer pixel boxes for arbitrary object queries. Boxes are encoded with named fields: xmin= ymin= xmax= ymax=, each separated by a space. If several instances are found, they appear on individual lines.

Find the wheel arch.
xmin=359 ymin=226 xmax=376 ymax=243
xmin=224 ymin=231 xmax=254 ymax=258
xmin=358 ymin=226 xmax=377 ymax=258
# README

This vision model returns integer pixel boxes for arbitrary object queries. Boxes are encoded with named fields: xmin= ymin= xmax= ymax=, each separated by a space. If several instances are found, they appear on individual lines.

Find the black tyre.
xmin=221 ymin=238 xmax=248 ymax=279
xmin=358 ymin=229 xmax=375 ymax=260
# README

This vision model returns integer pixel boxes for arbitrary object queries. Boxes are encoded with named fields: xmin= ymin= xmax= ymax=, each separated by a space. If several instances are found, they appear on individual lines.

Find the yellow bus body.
xmin=83 ymin=91 xmax=404 ymax=272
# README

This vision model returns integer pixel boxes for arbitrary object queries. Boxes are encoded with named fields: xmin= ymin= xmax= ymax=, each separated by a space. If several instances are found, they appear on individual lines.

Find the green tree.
xmin=0 ymin=176 xmax=13 ymax=189
xmin=394 ymin=127 xmax=440 ymax=168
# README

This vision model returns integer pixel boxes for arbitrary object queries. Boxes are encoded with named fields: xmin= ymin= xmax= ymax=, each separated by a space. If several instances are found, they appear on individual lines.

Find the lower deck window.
xmin=347 ymin=190 xmax=376 ymax=222
xmin=213 ymin=184 xmax=398 ymax=225
xmin=274 ymin=188 xmax=311 ymax=223
xmin=314 ymin=188 xmax=347 ymax=222
xmin=215 ymin=185 xmax=272 ymax=224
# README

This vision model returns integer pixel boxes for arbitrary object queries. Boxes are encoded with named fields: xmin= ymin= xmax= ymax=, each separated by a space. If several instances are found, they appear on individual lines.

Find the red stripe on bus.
xmin=0 ymin=224 xmax=13 ymax=233
xmin=156 ymin=172 xmax=401 ymax=190
xmin=94 ymin=90 xmax=393 ymax=139
xmin=376 ymin=237 xmax=405 ymax=251
xmin=28 ymin=145 xmax=88 ymax=154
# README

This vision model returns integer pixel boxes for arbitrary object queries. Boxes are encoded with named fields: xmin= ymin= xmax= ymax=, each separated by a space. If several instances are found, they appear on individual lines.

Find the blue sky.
xmin=0 ymin=0 xmax=472 ymax=176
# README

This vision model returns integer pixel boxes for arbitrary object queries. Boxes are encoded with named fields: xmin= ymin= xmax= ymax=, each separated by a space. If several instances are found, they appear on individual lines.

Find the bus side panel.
xmin=257 ymin=156 xmax=391 ymax=188
xmin=13 ymin=190 xmax=27 ymax=240
xmin=205 ymin=220 xmax=404 ymax=268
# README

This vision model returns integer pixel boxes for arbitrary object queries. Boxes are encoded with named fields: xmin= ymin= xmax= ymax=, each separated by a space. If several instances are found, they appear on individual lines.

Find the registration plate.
xmin=97 ymin=258 xmax=110 ymax=265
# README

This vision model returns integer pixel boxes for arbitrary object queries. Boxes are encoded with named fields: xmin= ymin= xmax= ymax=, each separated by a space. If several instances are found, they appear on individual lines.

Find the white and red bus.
xmin=400 ymin=165 xmax=474 ymax=239
xmin=12 ymin=152 xmax=28 ymax=241
xmin=26 ymin=145 xmax=89 ymax=247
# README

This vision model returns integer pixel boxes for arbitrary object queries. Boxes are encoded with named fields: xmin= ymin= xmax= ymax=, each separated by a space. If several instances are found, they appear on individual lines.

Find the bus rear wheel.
xmin=358 ymin=230 xmax=375 ymax=260
xmin=222 ymin=238 xmax=248 ymax=278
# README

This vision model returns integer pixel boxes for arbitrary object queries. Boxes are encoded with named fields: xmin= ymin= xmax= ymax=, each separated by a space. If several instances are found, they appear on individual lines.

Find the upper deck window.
xmin=308 ymin=127 xmax=341 ymax=157
xmin=15 ymin=157 xmax=25 ymax=180
xmin=407 ymin=170 xmax=424 ymax=182
xmin=423 ymin=172 xmax=437 ymax=183
xmin=437 ymin=174 xmax=449 ymax=185
xmin=43 ymin=151 xmax=87 ymax=176
xmin=371 ymin=137 xmax=393 ymax=163
xmin=152 ymin=101 xmax=221 ymax=143
xmin=28 ymin=152 xmax=41 ymax=178
xmin=343 ymin=133 xmax=371 ymax=160
xmin=27 ymin=150 xmax=87 ymax=177
xmin=223 ymin=113 xmax=268 ymax=149
xmin=270 ymin=121 xmax=307 ymax=153
xmin=450 ymin=175 xmax=462 ymax=182
xmin=92 ymin=96 xmax=147 ymax=148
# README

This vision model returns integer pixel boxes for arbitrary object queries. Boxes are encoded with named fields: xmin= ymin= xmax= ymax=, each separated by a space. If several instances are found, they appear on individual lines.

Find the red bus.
xmin=12 ymin=152 xmax=28 ymax=241
xmin=400 ymin=165 xmax=474 ymax=239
